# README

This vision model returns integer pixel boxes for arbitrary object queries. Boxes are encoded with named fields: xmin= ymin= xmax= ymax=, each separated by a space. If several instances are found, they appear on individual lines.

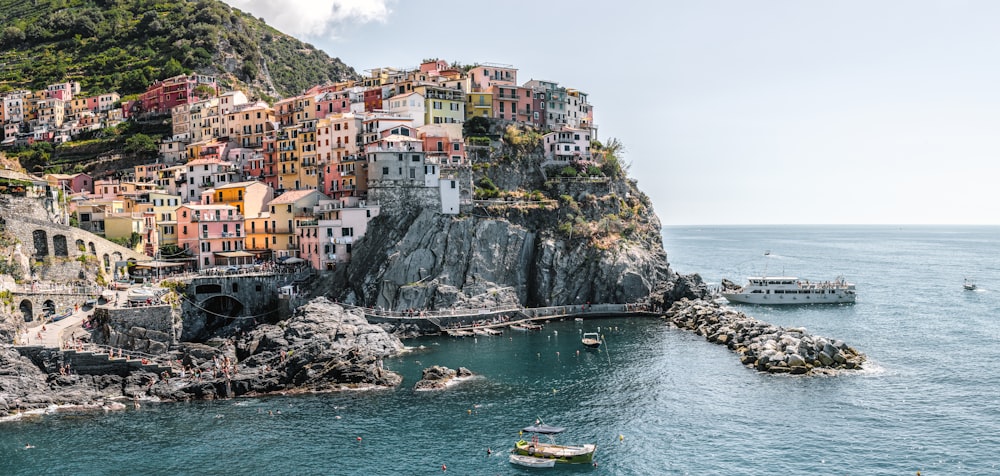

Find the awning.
xmin=133 ymin=260 xmax=187 ymax=269
xmin=214 ymin=251 xmax=254 ymax=258
xmin=281 ymin=257 xmax=305 ymax=264
xmin=522 ymin=425 xmax=565 ymax=434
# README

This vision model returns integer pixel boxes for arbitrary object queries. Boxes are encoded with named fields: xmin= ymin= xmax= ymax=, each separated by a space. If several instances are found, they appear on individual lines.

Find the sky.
xmin=225 ymin=0 xmax=1000 ymax=225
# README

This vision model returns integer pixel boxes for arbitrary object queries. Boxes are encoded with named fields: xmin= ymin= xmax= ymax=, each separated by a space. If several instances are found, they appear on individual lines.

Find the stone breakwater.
xmin=664 ymin=299 xmax=866 ymax=375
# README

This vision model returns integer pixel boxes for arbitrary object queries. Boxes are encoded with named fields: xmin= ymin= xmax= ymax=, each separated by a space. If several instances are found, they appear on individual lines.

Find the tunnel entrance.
xmin=19 ymin=300 xmax=33 ymax=323
xmin=199 ymin=295 xmax=245 ymax=337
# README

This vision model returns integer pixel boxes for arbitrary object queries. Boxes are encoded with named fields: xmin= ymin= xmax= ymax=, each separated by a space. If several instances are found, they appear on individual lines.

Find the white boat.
xmin=581 ymin=332 xmax=602 ymax=349
xmin=721 ymin=276 xmax=856 ymax=305
xmin=964 ymin=278 xmax=977 ymax=291
xmin=509 ymin=454 xmax=556 ymax=468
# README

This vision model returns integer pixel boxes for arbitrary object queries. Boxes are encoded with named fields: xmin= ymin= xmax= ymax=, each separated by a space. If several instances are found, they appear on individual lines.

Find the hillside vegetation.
xmin=0 ymin=0 xmax=357 ymax=98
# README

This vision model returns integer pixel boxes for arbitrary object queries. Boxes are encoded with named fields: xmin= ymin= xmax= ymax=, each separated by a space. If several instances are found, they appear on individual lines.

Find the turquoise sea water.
xmin=3 ymin=225 xmax=1000 ymax=475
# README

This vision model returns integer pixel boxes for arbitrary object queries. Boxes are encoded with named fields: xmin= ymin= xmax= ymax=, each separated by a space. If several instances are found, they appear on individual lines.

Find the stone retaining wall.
xmin=92 ymin=305 xmax=178 ymax=355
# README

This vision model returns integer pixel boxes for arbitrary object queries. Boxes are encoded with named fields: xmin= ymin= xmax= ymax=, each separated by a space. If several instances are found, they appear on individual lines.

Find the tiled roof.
xmin=268 ymin=189 xmax=320 ymax=204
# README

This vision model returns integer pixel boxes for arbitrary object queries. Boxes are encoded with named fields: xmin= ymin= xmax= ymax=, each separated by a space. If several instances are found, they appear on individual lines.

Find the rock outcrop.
xmin=169 ymin=297 xmax=404 ymax=400
xmin=664 ymin=299 xmax=866 ymax=375
xmin=414 ymin=365 xmax=474 ymax=391
xmin=333 ymin=149 xmax=704 ymax=312
xmin=0 ymin=298 xmax=405 ymax=417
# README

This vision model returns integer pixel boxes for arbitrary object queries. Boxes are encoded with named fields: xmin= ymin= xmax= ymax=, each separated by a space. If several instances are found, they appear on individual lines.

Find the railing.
xmin=12 ymin=284 xmax=103 ymax=295
xmin=191 ymin=214 xmax=244 ymax=222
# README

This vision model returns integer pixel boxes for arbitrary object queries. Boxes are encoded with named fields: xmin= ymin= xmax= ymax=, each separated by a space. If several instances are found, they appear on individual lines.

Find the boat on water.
xmin=964 ymin=278 xmax=977 ymax=291
xmin=513 ymin=423 xmax=596 ymax=465
xmin=581 ymin=332 xmax=602 ymax=349
xmin=511 ymin=322 xmax=543 ymax=331
xmin=721 ymin=276 xmax=856 ymax=305
xmin=509 ymin=454 xmax=556 ymax=468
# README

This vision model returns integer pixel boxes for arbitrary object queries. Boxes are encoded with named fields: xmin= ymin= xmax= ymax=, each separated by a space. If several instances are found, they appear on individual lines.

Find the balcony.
xmin=190 ymin=214 xmax=244 ymax=222
xmin=200 ymin=232 xmax=243 ymax=239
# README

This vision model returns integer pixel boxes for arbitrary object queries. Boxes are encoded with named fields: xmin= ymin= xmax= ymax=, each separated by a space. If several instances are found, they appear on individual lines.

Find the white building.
xmin=384 ymin=91 xmax=426 ymax=128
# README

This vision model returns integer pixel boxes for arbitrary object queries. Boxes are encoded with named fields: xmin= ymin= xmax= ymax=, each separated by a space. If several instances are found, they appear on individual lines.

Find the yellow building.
xmin=466 ymin=92 xmax=493 ymax=119
xmin=416 ymin=85 xmax=465 ymax=125
xmin=298 ymin=119 xmax=320 ymax=191
xmin=275 ymin=94 xmax=315 ymax=128
xmin=210 ymin=181 xmax=273 ymax=216
xmin=276 ymin=125 xmax=300 ymax=191
xmin=265 ymin=189 xmax=325 ymax=258
xmin=104 ymin=211 xmax=152 ymax=254
xmin=225 ymin=103 xmax=275 ymax=149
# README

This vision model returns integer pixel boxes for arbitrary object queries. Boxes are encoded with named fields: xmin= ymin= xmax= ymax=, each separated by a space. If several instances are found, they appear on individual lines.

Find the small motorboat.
xmin=513 ymin=422 xmax=596 ymax=464
xmin=581 ymin=332 xmax=602 ymax=349
xmin=964 ymin=278 xmax=977 ymax=291
xmin=509 ymin=453 xmax=555 ymax=468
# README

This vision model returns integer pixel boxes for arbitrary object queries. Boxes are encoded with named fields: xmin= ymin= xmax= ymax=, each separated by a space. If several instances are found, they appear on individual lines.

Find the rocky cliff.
xmin=331 ymin=132 xmax=704 ymax=311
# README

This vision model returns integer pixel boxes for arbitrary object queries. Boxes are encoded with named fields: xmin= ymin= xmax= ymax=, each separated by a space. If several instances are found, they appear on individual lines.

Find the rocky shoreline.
xmin=1 ymin=298 xmax=404 ymax=418
xmin=2 ymin=295 xmax=871 ymax=420
xmin=664 ymin=298 xmax=866 ymax=375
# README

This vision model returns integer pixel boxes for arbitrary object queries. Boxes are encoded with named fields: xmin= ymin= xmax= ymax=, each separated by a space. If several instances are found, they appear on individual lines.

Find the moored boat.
xmin=509 ymin=454 xmax=556 ymax=468
xmin=513 ymin=423 xmax=596 ymax=464
xmin=510 ymin=322 xmax=543 ymax=331
xmin=581 ymin=332 xmax=602 ymax=349
xmin=721 ymin=276 xmax=856 ymax=305
xmin=964 ymin=278 xmax=977 ymax=291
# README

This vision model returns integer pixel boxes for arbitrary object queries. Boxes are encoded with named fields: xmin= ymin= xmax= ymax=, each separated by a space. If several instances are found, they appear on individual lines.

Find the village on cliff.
xmin=0 ymin=59 xmax=597 ymax=274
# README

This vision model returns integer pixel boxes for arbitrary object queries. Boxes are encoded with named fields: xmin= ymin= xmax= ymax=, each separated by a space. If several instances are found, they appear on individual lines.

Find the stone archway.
xmin=53 ymin=234 xmax=68 ymax=257
xmin=89 ymin=242 xmax=97 ymax=255
xmin=42 ymin=300 xmax=56 ymax=316
xmin=103 ymin=253 xmax=111 ymax=272
xmin=32 ymin=229 xmax=48 ymax=257
xmin=19 ymin=299 xmax=33 ymax=323
xmin=76 ymin=239 xmax=86 ymax=254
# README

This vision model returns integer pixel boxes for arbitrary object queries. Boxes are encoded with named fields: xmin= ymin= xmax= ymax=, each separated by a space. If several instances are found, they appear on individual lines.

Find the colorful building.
xmin=176 ymin=203 xmax=245 ymax=268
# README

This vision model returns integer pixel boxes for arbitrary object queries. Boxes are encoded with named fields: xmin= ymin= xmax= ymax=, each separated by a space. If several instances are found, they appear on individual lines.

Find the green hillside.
xmin=0 ymin=0 xmax=357 ymax=98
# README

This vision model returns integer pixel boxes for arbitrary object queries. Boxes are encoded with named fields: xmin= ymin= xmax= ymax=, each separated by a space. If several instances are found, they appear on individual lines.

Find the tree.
xmin=162 ymin=58 xmax=187 ymax=78
xmin=463 ymin=115 xmax=492 ymax=136
xmin=125 ymin=133 xmax=157 ymax=158
xmin=1 ymin=26 xmax=25 ymax=47
xmin=193 ymin=83 xmax=216 ymax=99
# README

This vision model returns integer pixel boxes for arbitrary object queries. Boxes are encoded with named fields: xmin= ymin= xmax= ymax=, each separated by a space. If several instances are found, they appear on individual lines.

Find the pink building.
xmin=46 ymin=172 xmax=93 ymax=194
xmin=176 ymin=203 xmax=246 ymax=269
xmin=139 ymin=74 xmax=217 ymax=116
xmin=299 ymin=197 xmax=380 ymax=270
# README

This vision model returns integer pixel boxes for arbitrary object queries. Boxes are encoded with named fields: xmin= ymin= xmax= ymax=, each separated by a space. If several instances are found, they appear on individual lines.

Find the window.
xmin=382 ymin=167 xmax=389 ymax=175
xmin=453 ymin=142 xmax=460 ymax=151
xmin=450 ymin=180 xmax=456 ymax=189
xmin=342 ymin=227 xmax=354 ymax=237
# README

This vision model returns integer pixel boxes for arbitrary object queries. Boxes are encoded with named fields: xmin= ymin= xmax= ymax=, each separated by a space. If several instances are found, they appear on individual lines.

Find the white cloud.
xmin=225 ymin=0 xmax=391 ymax=38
